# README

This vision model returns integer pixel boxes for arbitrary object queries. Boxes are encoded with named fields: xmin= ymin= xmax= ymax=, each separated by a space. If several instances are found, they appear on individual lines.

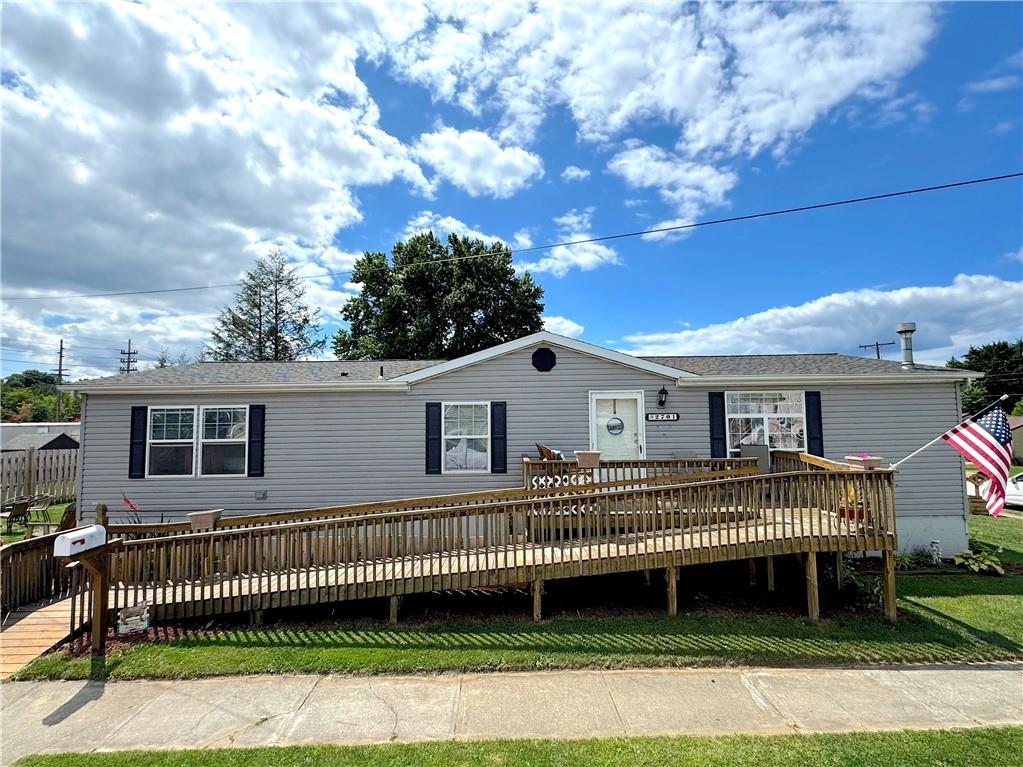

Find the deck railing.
xmin=105 ymin=469 xmax=895 ymax=622
xmin=772 ymin=451 xmax=856 ymax=474
xmin=105 ymin=465 xmax=760 ymax=541
xmin=1 ymin=531 xmax=78 ymax=617
xmin=522 ymin=457 xmax=759 ymax=490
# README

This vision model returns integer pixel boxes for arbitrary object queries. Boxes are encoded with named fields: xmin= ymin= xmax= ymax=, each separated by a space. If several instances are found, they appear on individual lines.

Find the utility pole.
xmin=119 ymin=339 xmax=138 ymax=374
xmin=859 ymin=340 xmax=896 ymax=360
xmin=52 ymin=339 xmax=66 ymax=421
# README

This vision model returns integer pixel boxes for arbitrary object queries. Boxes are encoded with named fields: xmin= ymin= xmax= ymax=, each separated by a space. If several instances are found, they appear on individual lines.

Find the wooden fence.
xmin=1 ymin=448 xmax=77 ymax=502
xmin=1 ymin=531 xmax=77 ymax=617
xmin=522 ymin=457 xmax=759 ymax=489
xmin=103 ymin=468 xmax=896 ymax=623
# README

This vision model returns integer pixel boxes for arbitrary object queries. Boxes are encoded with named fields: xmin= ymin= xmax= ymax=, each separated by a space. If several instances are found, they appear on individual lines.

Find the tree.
xmin=153 ymin=349 xmax=172 ymax=369
xmin=333 ymin=232 xmax=544 ymax=360
xmin=0 ymin=369 xmax=80 ymax=421
xmin=947 ymin=339 xmax=1023 ymax=415
xmin=207 ymin=251 xmax=325 ymax=361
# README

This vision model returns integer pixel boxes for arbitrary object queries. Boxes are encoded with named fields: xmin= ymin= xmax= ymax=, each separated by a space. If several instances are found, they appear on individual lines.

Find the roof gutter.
xmin=61 ymin=381 xmax=412 ymax=396
xmin=674 ymin=371 xmax=983 ymax=387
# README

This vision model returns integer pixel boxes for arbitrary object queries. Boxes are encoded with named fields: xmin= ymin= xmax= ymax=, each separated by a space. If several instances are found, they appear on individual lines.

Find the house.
xmin=64 ymin=325 xmax=981 ymax=553
xmin=1 ymin=431 xmax=80 ymax=452
xmin=0 ymin=421 xmax=81 ymax=442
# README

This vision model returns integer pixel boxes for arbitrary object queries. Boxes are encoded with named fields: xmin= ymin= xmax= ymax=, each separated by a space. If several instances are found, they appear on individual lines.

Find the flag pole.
xmin=889 ymin=394 xmax=1009 ymax=470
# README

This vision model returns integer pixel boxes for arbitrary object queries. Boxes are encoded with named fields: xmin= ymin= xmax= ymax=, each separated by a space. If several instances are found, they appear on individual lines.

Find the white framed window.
xmin=442 ymin=402 xmax=490 ymax=473
xmin=146 ymin=406 xmax=196 ymax=477
xmin=200 ymin=406 xmax=248 ymax=476
xmin=725 ymin=391 xmax=806 ymax=457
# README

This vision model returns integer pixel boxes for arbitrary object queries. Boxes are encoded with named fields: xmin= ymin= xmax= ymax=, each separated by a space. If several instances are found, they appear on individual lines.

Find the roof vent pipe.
xmin=896 ymin=322 xmax=916 ymax=369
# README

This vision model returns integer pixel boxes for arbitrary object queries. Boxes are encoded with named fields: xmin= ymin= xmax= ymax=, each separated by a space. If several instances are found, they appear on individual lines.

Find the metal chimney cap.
xmin=896 ymin=322 xmax=916 ymax=334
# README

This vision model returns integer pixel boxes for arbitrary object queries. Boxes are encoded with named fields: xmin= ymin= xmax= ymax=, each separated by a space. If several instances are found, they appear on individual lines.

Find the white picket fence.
xmin=1 ymin=448 xmax=78 ymax=502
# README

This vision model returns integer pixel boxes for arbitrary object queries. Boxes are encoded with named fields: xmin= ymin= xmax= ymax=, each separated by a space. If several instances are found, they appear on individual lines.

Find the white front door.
xmin=589 ymin=391 xmax=645 ymax=459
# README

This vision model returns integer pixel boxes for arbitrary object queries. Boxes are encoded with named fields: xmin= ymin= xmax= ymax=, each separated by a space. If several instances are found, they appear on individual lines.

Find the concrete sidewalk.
xmin=2 ymin=664 xmax=1021 ymax=763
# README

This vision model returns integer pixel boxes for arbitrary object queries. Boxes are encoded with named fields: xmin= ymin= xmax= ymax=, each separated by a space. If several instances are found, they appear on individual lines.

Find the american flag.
xmin=943 ymin=406 xmax=1013 ymax=516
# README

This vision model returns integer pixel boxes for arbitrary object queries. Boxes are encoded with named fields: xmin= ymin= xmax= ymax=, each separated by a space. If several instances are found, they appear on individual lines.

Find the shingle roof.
xmin=641 ymin=353 xmax=962 ymax=376
xmin=74 ymin=360 xmax=442 ymax=388
xmin=2 ymin=432 xmax=80 ymax=450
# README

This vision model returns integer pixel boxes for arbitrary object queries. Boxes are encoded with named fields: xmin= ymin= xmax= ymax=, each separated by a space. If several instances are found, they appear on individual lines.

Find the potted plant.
xmin=574 ymin=450 xmax=602 ymax=469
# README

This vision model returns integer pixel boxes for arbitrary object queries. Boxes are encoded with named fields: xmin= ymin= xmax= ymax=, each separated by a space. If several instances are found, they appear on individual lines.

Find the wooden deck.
xmin=0 ymin=598 xmax=72 ymax=679
xmin=2 ymin=463 xmax=900 ymax=663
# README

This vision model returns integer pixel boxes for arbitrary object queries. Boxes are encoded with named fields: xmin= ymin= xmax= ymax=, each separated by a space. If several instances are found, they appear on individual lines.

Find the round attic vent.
xmin=532 ymin=347 xmax=556 ymax=372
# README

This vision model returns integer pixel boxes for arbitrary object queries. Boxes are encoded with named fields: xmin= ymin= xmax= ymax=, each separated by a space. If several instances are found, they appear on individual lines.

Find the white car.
xmin=980 ymin=474 xmax=1023 ymax=509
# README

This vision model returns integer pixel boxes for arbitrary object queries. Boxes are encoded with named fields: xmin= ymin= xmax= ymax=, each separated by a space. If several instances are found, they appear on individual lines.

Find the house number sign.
xmin=646 ymin=413 xmax=679 ymax=422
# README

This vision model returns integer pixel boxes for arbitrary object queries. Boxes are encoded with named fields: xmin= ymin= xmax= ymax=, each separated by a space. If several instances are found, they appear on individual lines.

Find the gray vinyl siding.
xmin=76 ymin=343 xmax=968 ymax=551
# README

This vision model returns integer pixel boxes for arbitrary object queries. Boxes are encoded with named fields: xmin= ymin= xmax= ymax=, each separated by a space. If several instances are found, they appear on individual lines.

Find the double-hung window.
xmin=200 ymin=406 xmax=248 ymax=476
xmin=147 ymin=407 xmax=196 ymax=476
xmin=442 ymin=402 xmax=490 ymax=473
xmin=724 ymin=392 xmax=806 ymax=457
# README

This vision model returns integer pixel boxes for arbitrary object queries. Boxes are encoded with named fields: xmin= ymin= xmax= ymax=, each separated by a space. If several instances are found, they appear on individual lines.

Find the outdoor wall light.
xmin=657 ymin=386 xmax=668 ymax=408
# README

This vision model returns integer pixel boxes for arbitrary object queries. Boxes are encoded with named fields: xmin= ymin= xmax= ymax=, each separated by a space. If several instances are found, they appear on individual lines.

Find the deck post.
xmin=666 ymin=567 xmax=677 ymax=616
xmin=643 ymin=569 xmax=651 ymax=587
xmin=835 ymin=552 xmax=845 ymax=591
xmin=765 ymin=555 xmax=775 ymax=592
xmin=805 ymin=552 xmax=820 ymax=621
xmin=532 ymin=578 xmax=543 ymax=622
xmin=882 ymin=550 xmax=897 ymax=623
xmin=388 ymin=596 xmax=401 ymax=625
xmin=748 ymin=559 xmax=757 ymax=586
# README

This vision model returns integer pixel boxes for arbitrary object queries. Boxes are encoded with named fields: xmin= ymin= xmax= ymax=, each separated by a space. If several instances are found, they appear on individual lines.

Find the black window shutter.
xmin=128 ymin=406 xmax=147 ymax=478
xmin=491 ymin=401 xmax=507 ymax=474
xmin=708 ymin=392 xmax=727 ymax=458
xmin=247 ymin=405 xmax=266 ymax=477
xmin=426 ymin=402 xmax=442 ymax=474
xmin=805 ymin=391 xmax=824 ymax=457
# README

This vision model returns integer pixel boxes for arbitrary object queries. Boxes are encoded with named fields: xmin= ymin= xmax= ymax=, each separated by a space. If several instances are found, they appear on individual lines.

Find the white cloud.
xmin=619 ymin=275 xmax=1023 ymax=364
xmin=542 ymin=315 xmax=585 ymax=338
xmin=965 ymin=75 xmax=1020 ymax=94
xmin=517 ymin=208 xmax=620 ymax=277
xmin=561 ymin=165 xmax=590 ymax=182
xmin=413 ymin=127 xmax=544 ymax=198
xmin=607 ymin=144 xmax=738 ymax=240
xmin=403 ymin=211 xmax=506 ymax=245
xmin=1004 ymin=246 xmax=1023 ymax=264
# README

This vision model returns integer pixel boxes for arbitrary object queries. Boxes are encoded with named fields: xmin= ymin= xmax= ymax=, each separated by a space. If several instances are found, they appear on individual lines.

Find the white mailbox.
xmin=53 ymin=525 xmax=107 ymax=557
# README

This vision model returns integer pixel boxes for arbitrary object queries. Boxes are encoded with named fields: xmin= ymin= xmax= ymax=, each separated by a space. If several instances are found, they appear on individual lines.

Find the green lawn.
xmin=970 ymin=513 xmax=1023 ymax=564
xmin=13 ymin=573 xmax=1023 ymax=681
xmin=14 ymin=727 xmax=1023 ymax=767
xmin=1 ymin=502 xmax=71 ymax=545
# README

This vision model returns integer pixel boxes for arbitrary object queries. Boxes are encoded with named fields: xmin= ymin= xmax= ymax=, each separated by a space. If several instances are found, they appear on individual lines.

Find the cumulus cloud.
xmin=542 ymin=315 xmax=584 ymax=338
xmin=607 ymin=144 xmax=737 ymax=239
xmin=561 ymin=165 xmax=590 ymax=182
xmin=517 ymin=208 xmax=620 ymax=277
xmin=619 ymin=275 xmax=1023 ymax=364
xmin=413 ymin=127 xmax=544 ymax=198
xmin=403 ymin=211 xmax=508 ymax=245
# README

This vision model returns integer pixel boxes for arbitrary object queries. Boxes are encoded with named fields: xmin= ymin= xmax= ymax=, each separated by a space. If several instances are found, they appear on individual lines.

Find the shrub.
xmin=955 ymin=546 xmax=1005 ymax=576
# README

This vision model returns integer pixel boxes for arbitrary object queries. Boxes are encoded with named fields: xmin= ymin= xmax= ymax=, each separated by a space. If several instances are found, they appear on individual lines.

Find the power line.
xmin=2 ymin=171 xmax=1020 ymax=303
xmin=858 ymin=340 xmax=896 ymax=359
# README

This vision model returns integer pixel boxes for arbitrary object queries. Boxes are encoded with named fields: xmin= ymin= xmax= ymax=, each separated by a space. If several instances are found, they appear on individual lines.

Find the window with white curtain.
xmin=725 ymin=392 xmax=806 ymax=456
xmin=442 ymin=402 xmax=490 ymax=473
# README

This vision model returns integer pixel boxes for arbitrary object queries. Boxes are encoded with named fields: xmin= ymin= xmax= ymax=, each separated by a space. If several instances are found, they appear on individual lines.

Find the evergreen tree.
xmin=333 ymin=232 xmax=544 ymax=360
xmin=207 ymin=251 xmax=325 ymax=361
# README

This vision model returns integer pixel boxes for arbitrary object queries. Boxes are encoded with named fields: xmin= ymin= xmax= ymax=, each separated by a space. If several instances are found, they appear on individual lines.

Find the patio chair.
xmin=27 ymin=493 xmax=54 ymax=522
xmin=1 ymin=497 xmax=31 ymax=535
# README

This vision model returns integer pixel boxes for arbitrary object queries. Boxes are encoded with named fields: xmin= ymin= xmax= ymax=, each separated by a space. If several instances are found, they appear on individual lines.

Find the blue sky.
xmin=1 ymin=2 xmax=1021 ymax=378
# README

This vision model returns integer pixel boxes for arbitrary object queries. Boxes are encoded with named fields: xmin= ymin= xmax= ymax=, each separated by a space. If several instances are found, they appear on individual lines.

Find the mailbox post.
xmin=54 ymin=520 xmax=112 ymax=657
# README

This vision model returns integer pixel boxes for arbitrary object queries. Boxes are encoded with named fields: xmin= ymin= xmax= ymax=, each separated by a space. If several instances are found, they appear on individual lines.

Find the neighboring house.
xmin=1008 ymin=416 xmax=1023 ymax=464
xmin=65 ymin=327 xmax=981 ymax=553
xmin=0 ymin=432 xmax=80 ymax=451
xmin=0 ymin=421 xmax=81 ymax=442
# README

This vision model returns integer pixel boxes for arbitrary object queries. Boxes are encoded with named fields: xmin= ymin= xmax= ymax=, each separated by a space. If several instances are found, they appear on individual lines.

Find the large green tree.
xmin=0 ymin=369 xmax=80 ymax=422
xmin=947 ymin=339 xmax=1023 ymax=414
xmin=207 ymin=250 xmax=325 ymax=361
xmin=333 ymin=232 xmax=544 ymax=360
